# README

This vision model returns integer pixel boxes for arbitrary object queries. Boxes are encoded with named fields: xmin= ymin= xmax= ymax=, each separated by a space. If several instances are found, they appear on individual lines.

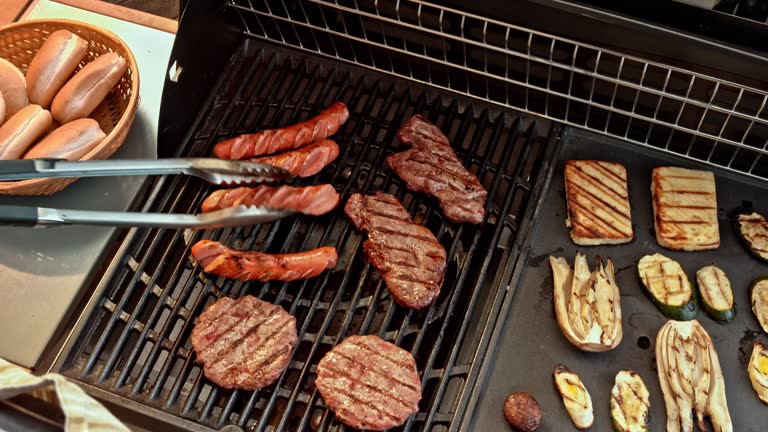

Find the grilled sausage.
xmin=24 ymin=118 xmax=105 ymax=160
xmin=0 ymin=89 xmax=6 ymax=125
xmin=0 ymin=105 xmax=53 ymax=159
xmin=213 ymin=102 xmax=349 ymax=159
xmin=251 ymin=139 xmax=339 ymax=178
xmin=202 ymin=184 xmax=340 ymax=215
xmin=0 ymin=58 xmax=29 ymax=118
xmin=51 ymin=52 xmax=128 ymax=123
xmin=26 ymin=30 xmax=89 ymax=108
xmin=191 ymin=240 xmax=337 ymax=282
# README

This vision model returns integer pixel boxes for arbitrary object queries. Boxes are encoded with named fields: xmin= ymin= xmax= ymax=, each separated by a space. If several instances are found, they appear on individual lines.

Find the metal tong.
xmin=0 ymin=158 xmax=295 ymax=229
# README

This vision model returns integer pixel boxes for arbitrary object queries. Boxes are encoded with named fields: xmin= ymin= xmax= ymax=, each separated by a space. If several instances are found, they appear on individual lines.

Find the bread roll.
xmin=0 ymin=58 xmax=28 ymax=117
xmin=0 ymin=104 xmax=52 ymax=159
xmin=0 ymin=89 xmax=6 ymax=125
xmin=51 ymin=52 xmax=127 ymax=123
xmin=26 ymin=29 xmax=88 ymax=108
xmin=25 ymin=118 xmax=105 ymax=160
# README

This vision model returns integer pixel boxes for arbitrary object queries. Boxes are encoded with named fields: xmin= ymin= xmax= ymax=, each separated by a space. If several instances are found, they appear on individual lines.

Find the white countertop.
xmin=0 ymin=0 xmax=175 ymax=368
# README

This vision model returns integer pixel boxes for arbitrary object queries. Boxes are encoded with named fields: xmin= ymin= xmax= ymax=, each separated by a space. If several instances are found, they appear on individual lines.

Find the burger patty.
xmin=316 ymin=335 xmax=422 ymax=430
xmin=190 ymin=296 xmax=298 ymax=390
xmin=345 ymin=193 xmax=447 ymax=309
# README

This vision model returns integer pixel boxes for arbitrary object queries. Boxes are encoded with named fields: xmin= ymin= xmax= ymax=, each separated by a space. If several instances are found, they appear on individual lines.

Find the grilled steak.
xmin=564 ymin=160 xmax=633 ymax=245
xmin=651 ymin=166 xmax=719 ymax=251
xmin=201 ymin=184 xmax=340 ymax=215
xmin=316 ymin=335 xmax=422 ymax=430
xmin=345 ymin=193 xmax=446 ymax=309
xmin=191 ymin=240 xmax=337 ymax=282
xmin=387 ymin=115 xmax=487 ymax=224
xmin=190 ymin=295 xmax=298 ymax=390
xmin=213 ymin=102 xmax=349 ymax=159
xmin=252 ymin=139 xmax=339 ymax=178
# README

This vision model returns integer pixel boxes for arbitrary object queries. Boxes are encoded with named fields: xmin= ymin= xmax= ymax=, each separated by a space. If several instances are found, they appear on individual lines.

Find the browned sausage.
xmin=213 ymin=102 xmax=349 ymax=160
xmin=251 ymin=139 xmax=339 ymax=178
xmin=191 ymin=240 xmax=337 ymax=282
xmin=202 ymin=184 xmax=340 ymax=215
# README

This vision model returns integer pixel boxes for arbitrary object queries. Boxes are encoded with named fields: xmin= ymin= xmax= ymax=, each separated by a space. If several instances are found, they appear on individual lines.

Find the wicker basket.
xmin=0 ymin=19 xmax=139 ymax=195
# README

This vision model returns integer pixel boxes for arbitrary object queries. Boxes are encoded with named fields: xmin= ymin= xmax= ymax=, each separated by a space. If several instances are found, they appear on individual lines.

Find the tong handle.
xmin=0 ymin=160 xmax=39 ymax=177
xmin=0 ymin=205 xmax=39 ymax=227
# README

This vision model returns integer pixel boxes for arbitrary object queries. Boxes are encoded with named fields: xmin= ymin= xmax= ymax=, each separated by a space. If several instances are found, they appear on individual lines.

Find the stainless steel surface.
xmin=0 ymin=1 xmax=175 ymax=368
xmin=31 ymin=205 xmax=292 ymax=228
xmin=230 ymin=0 xmax=768 ymax=181
xmin=0 ymin=158 xmax=291 ymax=185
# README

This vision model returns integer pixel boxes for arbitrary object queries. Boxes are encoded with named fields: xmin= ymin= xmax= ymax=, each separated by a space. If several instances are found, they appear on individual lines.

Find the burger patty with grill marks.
xmin=316 ymin=335 xmax=422 ymax=430
xmin=190 ymin=296 xmax=297 ymax=390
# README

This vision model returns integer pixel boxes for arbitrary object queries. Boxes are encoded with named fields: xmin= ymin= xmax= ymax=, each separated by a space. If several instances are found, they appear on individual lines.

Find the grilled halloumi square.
xmin=651 ymin=166 xmax=719 ymax=251
xmin=564 ymin=160 xmax=633 ymax=245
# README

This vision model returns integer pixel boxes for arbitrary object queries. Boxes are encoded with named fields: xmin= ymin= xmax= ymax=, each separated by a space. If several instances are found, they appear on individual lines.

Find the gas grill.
xmin=32 ymin=0 xmax=768 ymax=431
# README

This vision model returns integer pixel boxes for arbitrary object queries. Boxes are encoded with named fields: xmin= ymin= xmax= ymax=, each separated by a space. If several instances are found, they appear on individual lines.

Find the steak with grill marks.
xmin=190 ymin=295 xmax=297 ymax=390
xmin=315 ymin=335 xmax=422 ymax=430
xmin=345 ymin=193 xmax=446 ymax=309
xmin=387 ymin=114 xmax=487 ymax=224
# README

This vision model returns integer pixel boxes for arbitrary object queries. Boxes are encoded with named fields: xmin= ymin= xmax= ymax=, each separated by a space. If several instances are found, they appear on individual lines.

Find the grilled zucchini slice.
xmin=610 ymin=370 xmax=650 ymax=432
xmin=638 ymin=253 xmax=697 ymax=320
xmin=554 ymin=364 xmax=593 ymax=429
xmin=695 ymin=265 xmax=735 ymax=324
xmin=656 ymin=320 xmax=732 ymax=432
xmin=751 ymin=278 xmax=768 ymax=334
xmin=749 ymin=340 xmax=768 ymax=405
xmin=736 ymin=211 xmax=768 ymax=262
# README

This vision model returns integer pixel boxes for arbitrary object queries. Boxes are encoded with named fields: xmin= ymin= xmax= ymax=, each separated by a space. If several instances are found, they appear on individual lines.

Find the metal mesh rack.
xmin=53 ymin=44 xmax=551 ymax=431
xmin=230 ymin=0 xmax=768 ymax=181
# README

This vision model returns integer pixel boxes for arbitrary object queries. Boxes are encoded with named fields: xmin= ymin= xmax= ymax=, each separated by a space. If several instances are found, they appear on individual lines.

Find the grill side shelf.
xmin=50 ymin=39 xmax=552 ymax=432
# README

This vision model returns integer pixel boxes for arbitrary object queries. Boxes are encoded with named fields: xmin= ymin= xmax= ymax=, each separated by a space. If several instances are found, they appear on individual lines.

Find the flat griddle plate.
xmin=469 ymin=127 xmax=768 ymax=431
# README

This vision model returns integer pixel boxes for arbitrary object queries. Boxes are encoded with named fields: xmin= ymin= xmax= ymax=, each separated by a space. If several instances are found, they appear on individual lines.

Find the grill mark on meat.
xmin=389 ymin=115 xmax=487 ymax=224
xmin=319 ymin=380 xmax=405 ymax=423
xmin=345 ymin=193 xmax=446 ymax=309
xmin=191 ymin=296 xmax=297 ymax=390
xmin=201 ymin=184 xmax=339 ymax=215
xmin=321 ymin=361 xmax=419 ymax=408
xmin=346 ymin=342 xmax=421 ymax=389
xmin=657 ymin=190 xmax=714 ymax=196
xmin=592 ymin=161 xmax=627 ymax=184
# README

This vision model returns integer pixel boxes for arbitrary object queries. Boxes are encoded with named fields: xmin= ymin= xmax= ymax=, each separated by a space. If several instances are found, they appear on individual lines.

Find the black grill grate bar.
xmin=253 ymin=80 xmax=404 ymax=430
xmin=266 ymin=81 xmax=421 ymax=432
xmin=423 ymin=123 xmax=540 ymax=430
xmin=109 ymin=54 xmax=292 ymax=394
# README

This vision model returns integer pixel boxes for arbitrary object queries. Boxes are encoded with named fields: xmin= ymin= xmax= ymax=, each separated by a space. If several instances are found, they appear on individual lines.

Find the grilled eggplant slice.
xmin=610 ymin=370 xmax=650 ymax=432
xmin=651 ymin=166 xmax=719 ymax=251
xmin=737 ymin=211 xmax=768 ymax=262
xmin=695 ymin=265 xmax=735 ymax=324
xmin=554 ymin=364 xmax=594 ymax=429
xmin=749 ymin=340 xmax=768 ymax=405
xmin=656 ymin=320 xmax=732 ymax=432
xmin=638 ymin=253 xmax=697 ymax=320
xmin=564 ymin=160 xmax=633 ymax=245
xmin=750 ymin=278 xmax=768 ymax=334
xmin=550 ymin=253 xmax=623 ymax=352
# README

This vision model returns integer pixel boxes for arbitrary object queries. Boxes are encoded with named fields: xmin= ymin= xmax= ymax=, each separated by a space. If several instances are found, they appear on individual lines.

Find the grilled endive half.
xmin=695 ymin=265 xmax=735 ymax=324
xmin=610 ymin=370 xmax=650 ymax=432
xmin=550 ymin=253 xmax=623 ymax=352
xmin=554 ymin=364 xmax=593 ymax=429
xmin=656 ymin=320 xmax=732 ymax=432
xmin=736 ymin=211 xmax=768 ymax=262
xmin=749 ymin=340 xmax=768 ymax=405
xmin=751 ymin=278 xmax=768 ymax=334
xmin=638 ymin=253 xmax=697 ymax=321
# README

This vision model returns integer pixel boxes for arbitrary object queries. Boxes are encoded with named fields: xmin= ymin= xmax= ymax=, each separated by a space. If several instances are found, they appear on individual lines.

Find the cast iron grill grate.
xmin=55 ymin=44 xmax=549 ymax=431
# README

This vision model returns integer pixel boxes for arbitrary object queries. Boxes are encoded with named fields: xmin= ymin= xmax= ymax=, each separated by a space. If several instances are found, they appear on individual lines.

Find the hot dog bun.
xmin=26 ymin=30 xmax=88 ymax=108
xmin=0 ymin=90 xmax=6 ymax=125
xmin=0 ymin=58 xmax=28 ymax=117
xmin=25 ymin=118 xmax=105 ymax=160
xmin=51 ymin=52 xmax=127 ymax=123
xmin=0 ymin=104 xmax=52 ymax=159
